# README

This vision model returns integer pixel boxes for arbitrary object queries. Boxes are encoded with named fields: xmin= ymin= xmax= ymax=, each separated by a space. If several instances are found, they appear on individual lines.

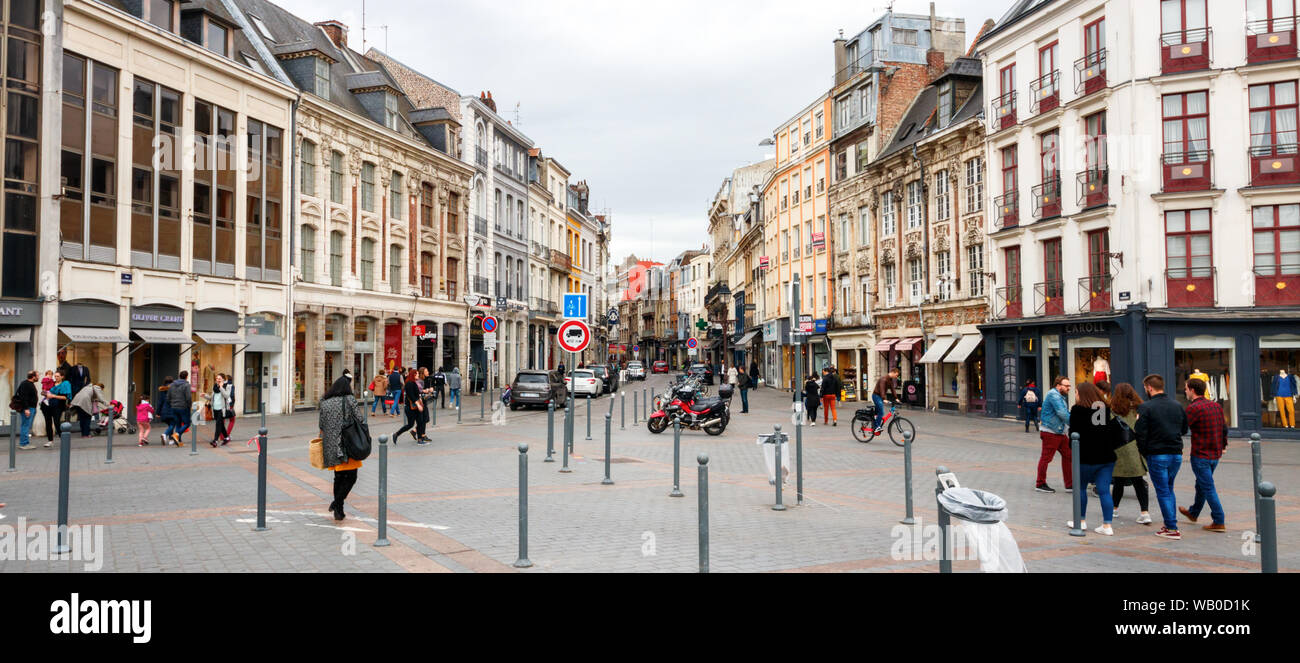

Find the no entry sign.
xmin=557 ymin=319 xmax=591 ymax=354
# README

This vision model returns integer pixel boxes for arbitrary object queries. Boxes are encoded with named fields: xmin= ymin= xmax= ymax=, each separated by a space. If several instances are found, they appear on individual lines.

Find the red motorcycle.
xmin=647 ymin=385 xmax=730 ymax=436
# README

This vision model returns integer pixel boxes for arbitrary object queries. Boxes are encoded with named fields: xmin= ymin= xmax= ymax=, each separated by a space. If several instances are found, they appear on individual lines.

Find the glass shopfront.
xmin=352 ymin=317 xmax=376 ymax=397
xmin=1174 ymin=336 xmax=1234 ymax=427
xmin=324 ymin=314 xmax=345 ymax=390
xmin=1260 ymin=334 xmax=1300 ymax=429
xmin=293 ymin=314 xmax=310 ymax=407
xmin=0 ymin=301 xmax=40 ymax=430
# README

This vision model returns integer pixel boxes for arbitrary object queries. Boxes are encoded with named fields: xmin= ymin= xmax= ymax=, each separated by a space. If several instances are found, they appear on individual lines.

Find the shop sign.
xmin=759 ymin=256 xmax=770 ymax=270
xmin=130 ymin=306 xmax=184 ymax=330
xmin=0 ymin=300 xmax=41 ymax=325
xmin=814 ymin=319 xmax=829 ymax=334
xmin=1065 ymin=322 xmax=1110 ymax=336
xmin=796 ymin=315 xmax=814 ymax=334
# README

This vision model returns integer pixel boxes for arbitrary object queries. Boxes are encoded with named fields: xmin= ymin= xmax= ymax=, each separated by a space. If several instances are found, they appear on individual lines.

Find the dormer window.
xmin=147 ymin=0 xmax=175 ymax=32
xmin=206 ymin=21 xmax=228 ymax=57
xmin=314 ymin=57 xmax=330 ymax=99
xmin=938 ymin=82 xmax=953 ymax=127
xmin=384 ymin=93 xmax=399 ymax=131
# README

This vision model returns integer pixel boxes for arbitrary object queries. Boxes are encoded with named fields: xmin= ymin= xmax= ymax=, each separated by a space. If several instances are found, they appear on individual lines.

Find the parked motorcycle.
xmin=647 ymin=384 xmax=731 ymax=436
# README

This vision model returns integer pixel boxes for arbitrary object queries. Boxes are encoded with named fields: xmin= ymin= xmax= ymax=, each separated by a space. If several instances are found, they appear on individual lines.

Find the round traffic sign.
xmin=632 ymin=344 xmax=640 ymax=353
xmin=686 ymin=337 xmax=698 ymax=349
xmin=557 ymin=320 xmax=592 ymax=353
xmin=481 ymin=316 xmax=498 ymax=333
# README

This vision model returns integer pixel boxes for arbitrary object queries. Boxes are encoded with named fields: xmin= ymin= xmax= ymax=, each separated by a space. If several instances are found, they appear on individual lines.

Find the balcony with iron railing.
xmin=474 ymin=215 xmax=489 ymax=237
xmin=1255 ymin=265 xmax=1300 ymax=306
xmin=1246 ymin=16 xmax=1298 ymax=65
xmin=1077 ymin=169 xmax=1109 ymax=209
xmin=1166 ymin=266 xmax=1216 ymax=308
xmin=1074 ymin=49 xmax=1107 ymax=96
xmin=994 ymin=192 xmax=1020 ymax=230
xmin=995 ymin=285 xmax=1023 ymax=320
xmin=1029 ymin=71 xmax=1060 ymax=115
xmin=1034 ymin=280 xmax=1065 ymax=316
xmin=1078 ymin=274 xmax=1114 ymax=313
xmin=1161 ymin=150 xmax=1213 ymax=192
xmin=990 ymin=91 xmax=1017 ymax=132
xmin=1032 ymin=177 xmax=1062 ymax=220
xmin=1248 ymin=143 xmax=1299 ymax=186
xmin=475 ymin=147 xmax=488 ymax=169
xmin=1161 ymin=27 xmax=1212 ymax=74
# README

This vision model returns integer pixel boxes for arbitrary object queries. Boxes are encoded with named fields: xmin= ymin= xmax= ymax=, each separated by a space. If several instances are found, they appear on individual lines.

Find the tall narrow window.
xmin=300 ymin=225 xmax=316 ymax=282
xmin=300 ymin=139 xmax=316 ymax=197
xmin=420 ymin=252 xmax=434 ymax=298
xmin=1085 ymin=112 xmax=1108 ymax=172
xmin=447 ymin=192 xmax=459 ymax=233
xmin=1004 ymin=246 xmax=1022 ymax=316
xmin=934 ymin=170 xmax=950 ymax=221
xmin=244 ymin=120 xmax=282 ymax=281
xmin=883 ymin=263 xmax=896 ymax=308
xmin=1249 ymin=81 xmax=1298 ymax=156
xmin=329 ymin=230 xmax=344 ymax=286
xmin=908 ymin=258 xmax=923 ymax=304
xmin=1084 ymin=17 xmax=1106 ymax=63
xmin=330 ymin=150 xmax=344 ymax=203
xmin=1253 ymin=204 xmax=1300 ymax=278
xmin=1166 ymin=209 xmax=1212 ymax=280
xmin=1001 ymin=146 xmax=1018 ymax=195
xmin=130 ymin=78 xmax=182 ymax=271
xmin=1043 ymin=237 xmax=1063 ymax=314
xmin=314 ymin=56 xmax=330 ymax=99
xmin=906 ymin=180 xmax=923 ymax=229
xmin=967 ymin=244 xmax=985 ymax=297
xmin=1163 ymin=91 xmax=1210 ymax=157
xmin=361 ymin=162 xmax=375 ymax=212
xmin=390 ymin=171 xmax=403 ymax=219
xmin=360 ymin=238 xmax=375 ymax=290
xmin=3 ymin=11 xmax=42 ymax=297
xmin=965 ymin=157 xmax=983 ymax=213
xmin=881 ymin=191 xmax=896 ymax=236
xmin=389 ymin=244 xmax=402 ymax=294
xmin=936 ymin=251 xmax=952 ymax=301
xmin=420 ymin=182 xmax=434 ymax=228
xmin=62 ymin=55 xmax=120 ymax=266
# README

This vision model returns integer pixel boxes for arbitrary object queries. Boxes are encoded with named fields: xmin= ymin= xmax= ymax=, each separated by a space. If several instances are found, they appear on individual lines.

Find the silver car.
xmin=626 ymin=361 xmax=646 ymax=381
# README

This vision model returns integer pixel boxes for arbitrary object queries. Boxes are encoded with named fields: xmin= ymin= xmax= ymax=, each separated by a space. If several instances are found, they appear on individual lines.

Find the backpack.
xmin=1024 ymin=389 xmax=1038 ymax=404
xmin=340 ymin=399 xmax=372 ymax=461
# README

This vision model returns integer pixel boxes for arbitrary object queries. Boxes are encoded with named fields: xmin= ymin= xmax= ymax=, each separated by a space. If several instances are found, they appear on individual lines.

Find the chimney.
xmin=833 ymin=34 xmax=847 ymax=84
xmin=484 ymin=91 xmax=497 ymax=112
xmin=315 ymin=20 xmax=348 ymax=49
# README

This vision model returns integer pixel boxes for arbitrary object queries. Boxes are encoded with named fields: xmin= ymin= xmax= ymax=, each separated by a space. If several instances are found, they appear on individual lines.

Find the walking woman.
xmin=41 ymin=370 xmax=71 ymax=447
xmin=318 ymin=376 xmax=363 ymax=521
xmin=392 ymin=369 xmax=426 ymax=445
xmin=156 ymin=377 xmax=174 ymax=446
xmin=1067 ymin=382 xmax=1122 ymax=536
xmin=1110 ymin=383 xmax=1153 ymax=525
xmin=803 ymin=373 xmax=820 ymax=427
xmin=210 ymin=374 xmax=233 ymax=447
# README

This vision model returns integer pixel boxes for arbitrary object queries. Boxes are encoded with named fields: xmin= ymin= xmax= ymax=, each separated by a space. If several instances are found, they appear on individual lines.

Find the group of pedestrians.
xmin=721 ymin=364 xmax=756 ymax=414
xmin=371 ymin=366 xmax=462 ymax=420
xmin=1035 ymin=373 xmax=1228 ymax=540
xmin=12 ymin=366 xmax=109 ymax=448
xmin=801 ymin=367 xmax=844 ymax=427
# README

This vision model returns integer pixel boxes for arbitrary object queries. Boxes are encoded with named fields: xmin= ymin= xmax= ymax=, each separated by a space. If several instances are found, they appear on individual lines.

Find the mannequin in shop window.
xmin=1189 ymin=368 xmax=1212 ymax=401
xmin=1092 ymin=354 xmax=1110 ymax=385
xmin=1273 ymin=369 xmax=1297 ymax=429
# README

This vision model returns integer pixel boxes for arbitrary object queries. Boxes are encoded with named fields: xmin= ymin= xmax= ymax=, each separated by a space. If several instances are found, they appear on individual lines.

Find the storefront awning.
xmin=894 ymin=337 xmax=924 ymax=353
xmin=244 ymin=334 xmax=283 ymax=353
xmin=60 ymin=327 xmax=130 ymax=344
xmin=873 ymin=339 xmax=898 ymax=352
xmin=0 ymin=327 xmax=32 ymax=343
xmin=944 ymin=335 xmax=984 ymax=364
xmin=131 ymin=329 xmax=193 ymax=345
xmin=194 ymin=331 xmax=249 ymax=346
xmin=918 ymin=336 xmax=957 ymax=364
xmin=735 ymin=330 xmax=760 ymax=347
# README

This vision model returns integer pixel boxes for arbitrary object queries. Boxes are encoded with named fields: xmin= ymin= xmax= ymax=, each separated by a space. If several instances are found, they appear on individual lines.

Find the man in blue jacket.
xmin=1036 ymin=376 xmax=1073 ymax=494
xmin=386 ymin=367 xmax=403 ymax=417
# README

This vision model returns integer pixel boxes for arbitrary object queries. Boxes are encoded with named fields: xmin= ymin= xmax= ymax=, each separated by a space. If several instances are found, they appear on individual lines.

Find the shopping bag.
xmin=309 ymin=438 xmax=326 ymax=470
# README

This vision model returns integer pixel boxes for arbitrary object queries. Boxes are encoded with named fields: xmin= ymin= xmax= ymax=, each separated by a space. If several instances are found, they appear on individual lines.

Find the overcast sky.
xmin=273 ymin=0 xmax=996 ymax=266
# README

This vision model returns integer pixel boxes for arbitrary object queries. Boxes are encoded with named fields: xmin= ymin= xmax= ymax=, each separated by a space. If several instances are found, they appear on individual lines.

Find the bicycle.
xmin=851 ymin=402 xmax=916 ymax=447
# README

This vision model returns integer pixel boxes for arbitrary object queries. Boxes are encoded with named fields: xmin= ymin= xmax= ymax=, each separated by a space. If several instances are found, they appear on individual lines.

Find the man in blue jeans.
xmin=1135 ymin=374 xmax=1189 ymax=540
xmin=1180 ymin=378 xmax=1228 ymax=532
xmin=871 ymin=368 xmax=900 ymax=433
xmin=386 ymin=367 xmax=403 ymax=417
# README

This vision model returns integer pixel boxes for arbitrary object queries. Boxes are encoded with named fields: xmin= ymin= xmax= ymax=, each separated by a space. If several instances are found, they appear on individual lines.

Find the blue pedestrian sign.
xmin=563 ymin=293 xmax=588 ymax=320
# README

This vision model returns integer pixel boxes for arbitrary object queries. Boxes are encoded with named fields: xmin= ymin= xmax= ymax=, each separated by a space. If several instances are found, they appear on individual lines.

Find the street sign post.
xmin=558 ymin=320 xmax=592 ymax=354
xmin=482 ymin=316 xmax=498 ymax=334
xmin=563 ymin=293 xmax=588 ymax=320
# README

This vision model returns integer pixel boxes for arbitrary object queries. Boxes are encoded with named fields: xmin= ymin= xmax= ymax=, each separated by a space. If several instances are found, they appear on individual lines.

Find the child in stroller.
xmin=93 ymin=400 xmax=135 ymax=436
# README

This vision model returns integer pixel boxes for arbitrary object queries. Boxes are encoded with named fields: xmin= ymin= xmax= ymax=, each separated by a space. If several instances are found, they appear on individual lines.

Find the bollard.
xmin=1259 ymin=482 xmax=1277 ymax=574
xmin=900 ymin=431 xmax=915 ymax=525
xmin=560 ymin=403 xmax=572 ymax=474
xmin=260 ymin=401 xmax=266 ymax=431
xmin=643 ymin=388 xmax=647 ymax=420
xmin=457 ymin=403 xmax=462 ymax=424
xmin=545 ymin=401 xmax=556 ymax=463
xmin=773 ymin=424 xmax=787 ymax=511
xmin=6 ymin=415 xmax=15 ymax=472
xmin=105 ymin=415 xmax=115 ymax=465
xmin=620 ymin=391 xmax=626 ymax=430
xmin=602 ymin=413 xmax=614 ymax=486
xmin=362 ymin=394 xmax=370 ymax=424
xmin=565 ymin=394 xmax=575 ymax=455
xmin=480 ymin=385 xmax=486 ymax=421
xmin=55 ymin=423 xmax=72 ymax=554
xmin=796 ymin=407 xmax=804 ymax=506
xmin=633 ymin=391 xmax=638 ymax=426
xmin=253 ymin=427 xmax=269 ymax=532
xmin=1251 ymin=434 xmax=1263 ymax=543
xmin=698 ymin=453 xmax=710 ymax=574
xmin=936 ymin=466 xmax=951 ymax=574
xmin=585 ymin=393 xmax=592 ymax=441
xmin=514 ymin=443 xmax=533 ymax=568
xmin=1069 ymin=433 xmax=1084 ymax=537
xmin=374 ymin=435 xmax=391 ymax=547
xmin=189 ymin=416 xmax=198 ymax=456
xmin=431 ymin=396 xmax=437 ymax=427
xmin=651 ymin=388 xmax=656 ymax=413
xmin=670 ymin=419 xmax=684 ymax=498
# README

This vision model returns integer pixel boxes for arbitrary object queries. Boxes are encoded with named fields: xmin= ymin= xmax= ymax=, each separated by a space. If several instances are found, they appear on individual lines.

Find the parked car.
xmin=565 ymin=370 xmax=603 ymax=397
xmin=510 ymin=371 xmax=566 ymax=410
xmin=652 ymin=361 xmax=669 ymax=374
xmin=589 ymin=364 xmax=618 ymax=393
xmin=626 ymin=361 xmax=646 ymax=381
xmin=686 ymin=363 xmax=715 ymax=385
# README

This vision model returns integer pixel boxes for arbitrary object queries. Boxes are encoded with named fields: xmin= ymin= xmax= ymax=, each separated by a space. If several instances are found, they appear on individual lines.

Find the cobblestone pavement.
xmin=1 ymin=376 xmax=1296 ymax=573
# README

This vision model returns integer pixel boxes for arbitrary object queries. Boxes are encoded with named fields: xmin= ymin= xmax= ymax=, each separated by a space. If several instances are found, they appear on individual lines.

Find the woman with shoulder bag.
xmin=319 ymin=375 xmax=363 ymax=521
xmin=1109 ymin=383 xmax=1153 ymax=525
xmin=210 ymin=374 xmax=234 ymax=447
xmin=392 ymin=369 xmax=425 ymax=445
xmin=1067 ymin=382 xmax=1123 ymax=536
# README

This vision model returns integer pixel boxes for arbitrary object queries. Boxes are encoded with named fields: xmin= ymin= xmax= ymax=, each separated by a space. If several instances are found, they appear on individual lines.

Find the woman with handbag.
xmin=1109 ymin=383 xmax=1153 ymax=525
xmin=392 ymin=369 xmax=425 ymax=445
xmin=319 ymin=375 xmax=363 ymax=521
xmin=1067 ymin=382 xmax=1123 ymax=536
xmin=210 ymin=374 xmax=233 ymax=447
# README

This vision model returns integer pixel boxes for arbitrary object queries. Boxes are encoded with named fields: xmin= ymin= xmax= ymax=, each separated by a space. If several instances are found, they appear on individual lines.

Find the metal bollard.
xmin=698 ymin=453 xmax=710 ymax=574
xmin=1259 ymin=481 xmax=1277 ymax=574
xmin=514 ymin=443 xmax=533 ymax=568
xmin=362 ymin=394 xmax=370 ymax=424
xmin=602 ymin=413 xmax=614 ymax=486
xmin=643 ymin=388 xmax=647 ymax=419
xmin=260 ymin=401 xmax=266 ymax=431
xmin=481 ymin=386 xmax=486 ymax=421
xmin=189 ymin=416 xmax=198 ymax=456
xmin=1251 ymin=434 xmax=1263 ymax=543
xmin=633 ymin=392 xmax=638 ymax=425
xmin=796 ymin=407 xmax=804 ymax=506
xmin=565 ymin=395 xmax=575 ymax=455
xmin=560 ymin=403 xmax=572 ymax=474
xmin=773 ymin=424 xmax=786 ymax=511
xmin=431 ymin=396 xmax=437 ymax=427
xmin=457 ymin=402 xmax=462 ymax=424
xmin=105 ymin=415 xmax=115 ymax=465
xmin=1069 ymin=433 xmax=1084 ymax=537
xmin=651 ymin=388 xmax=656 ymax=413
xmin=585 ymin=393 xmax=592 ymax=441
xmin=670 ymin=419 xmax=684 ymax=498
xmin=620 ymin=391 xmax=626 ymax=430
xmin=6 ymin=415 xmax=15 ymax=472
xmin=901 ymin=430 xmax=915 ymax=525
xmin=545 ymin=401 xmax=556 ymax=463
xmin=936 ymin=466 xmax=951 ymax=574
xmin=254 ymin=427 xmax=268 ymax=532
xmin=375 ymin=435 xmax=391 ymax=547
xmin=55 ymin=423 xmax=72 ymax=554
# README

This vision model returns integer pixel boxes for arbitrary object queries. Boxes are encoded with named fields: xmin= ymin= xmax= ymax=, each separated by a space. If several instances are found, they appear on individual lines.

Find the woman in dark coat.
xmin=392 ymin=369 xmax=426 ymax=445
xmin=318 ymin=375 xmax=362 ymax=521
xmin=1067 ymin=381 xmax=1122 ymax=536
xmin=803 ymin=374 xmax=820 ymax=427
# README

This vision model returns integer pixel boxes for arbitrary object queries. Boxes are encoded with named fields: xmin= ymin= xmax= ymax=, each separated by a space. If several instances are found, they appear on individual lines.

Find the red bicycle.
xmin=852 ymin=402 xmax=915 ymax=447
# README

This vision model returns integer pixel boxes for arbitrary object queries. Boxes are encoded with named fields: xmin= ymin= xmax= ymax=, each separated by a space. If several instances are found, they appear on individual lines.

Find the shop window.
xmin=1174 ymin=338 xmax=1234 ymax=427
xmin=1072 ymin=342 xmax=1111 ymax=389
xmin=941 ymin=362 xmax=959 ymax=398
xmin=1261 ymin=335 xmax=1300 ymax=429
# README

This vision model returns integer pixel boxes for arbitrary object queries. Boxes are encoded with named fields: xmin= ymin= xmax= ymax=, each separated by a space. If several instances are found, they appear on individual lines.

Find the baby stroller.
xmin=93 ymin=400 xmax=135 ymax=436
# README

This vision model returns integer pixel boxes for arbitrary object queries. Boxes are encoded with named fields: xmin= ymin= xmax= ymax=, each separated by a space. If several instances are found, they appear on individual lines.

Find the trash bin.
xmin=937 ymin=487 xmax=1027 ymax=573
xmin=757 ymin=432 xmax=790 ymax=485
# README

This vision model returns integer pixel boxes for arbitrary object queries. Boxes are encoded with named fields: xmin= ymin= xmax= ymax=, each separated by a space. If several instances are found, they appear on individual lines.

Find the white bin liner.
xmin=757 ymin=433 xmax=791 ymax=485
xmin=938 ymin=487 xmax=1027 ymax=573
